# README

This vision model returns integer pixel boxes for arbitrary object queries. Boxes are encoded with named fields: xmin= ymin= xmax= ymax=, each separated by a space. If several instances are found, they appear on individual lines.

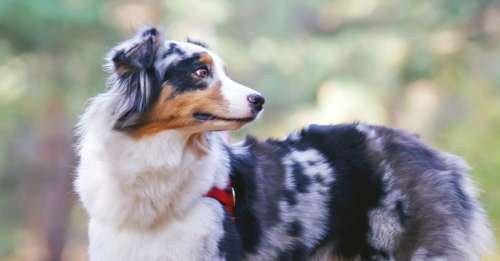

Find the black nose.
xmin=247 ymin=94 xmax=265 ymax=112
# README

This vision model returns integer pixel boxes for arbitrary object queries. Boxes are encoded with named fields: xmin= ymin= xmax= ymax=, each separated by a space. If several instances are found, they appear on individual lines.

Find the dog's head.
xmin=106 ymin=26 xmax=264 ymax=138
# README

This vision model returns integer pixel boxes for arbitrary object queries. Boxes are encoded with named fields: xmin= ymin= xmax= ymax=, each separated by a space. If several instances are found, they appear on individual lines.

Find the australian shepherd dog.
xmin=75 ymin=27 xmax=494 ymax=260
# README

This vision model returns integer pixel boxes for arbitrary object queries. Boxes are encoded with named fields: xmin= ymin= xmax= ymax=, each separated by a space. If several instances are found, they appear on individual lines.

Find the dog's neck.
xmin=76 ymin=96 xmax=230 ymax=229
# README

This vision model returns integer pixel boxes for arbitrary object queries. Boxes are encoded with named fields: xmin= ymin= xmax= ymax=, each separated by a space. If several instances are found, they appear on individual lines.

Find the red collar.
xmin=205 ymin=181 xmax=236 ymax=221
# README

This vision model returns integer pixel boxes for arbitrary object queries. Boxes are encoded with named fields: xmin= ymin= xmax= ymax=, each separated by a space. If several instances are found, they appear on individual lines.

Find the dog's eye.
xmin=194 ymin=67 xmax=209 ymax=78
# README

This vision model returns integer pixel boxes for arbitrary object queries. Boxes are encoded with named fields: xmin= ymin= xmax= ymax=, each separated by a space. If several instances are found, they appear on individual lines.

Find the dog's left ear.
xmin=107 ymin=26 xmax=163 ymax=75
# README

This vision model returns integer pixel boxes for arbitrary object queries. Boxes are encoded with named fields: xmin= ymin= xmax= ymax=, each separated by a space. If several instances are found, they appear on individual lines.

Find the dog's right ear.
xmin=106 ymin=26 xmax=163 ymax=75
xmin=106 ymin=27 xmax=164 ymax=131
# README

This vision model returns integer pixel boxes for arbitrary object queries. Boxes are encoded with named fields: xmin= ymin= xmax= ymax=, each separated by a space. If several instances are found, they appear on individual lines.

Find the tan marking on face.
xmin=129 ymin=81 xmax=230 ymax=139
xmin=199 ymin=53 xmax=213 ymax=65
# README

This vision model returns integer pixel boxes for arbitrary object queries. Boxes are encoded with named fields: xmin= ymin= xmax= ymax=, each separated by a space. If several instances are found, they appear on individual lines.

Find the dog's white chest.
xmin=87 ymin=199 xmax=225 ymax=261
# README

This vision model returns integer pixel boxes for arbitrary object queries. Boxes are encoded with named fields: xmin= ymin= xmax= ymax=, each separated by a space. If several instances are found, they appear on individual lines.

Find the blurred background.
xmin=1 ymin=0 xmax=500 ymax=260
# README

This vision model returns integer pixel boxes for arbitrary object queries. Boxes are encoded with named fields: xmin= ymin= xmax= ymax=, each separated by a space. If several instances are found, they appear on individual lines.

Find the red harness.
xmin=205 ymin=181 xmax=236 ymax=221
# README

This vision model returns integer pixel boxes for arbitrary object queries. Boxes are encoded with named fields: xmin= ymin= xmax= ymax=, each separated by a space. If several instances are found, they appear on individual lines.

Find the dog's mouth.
xmin=193 ymin=112 xmax=255 ymax=123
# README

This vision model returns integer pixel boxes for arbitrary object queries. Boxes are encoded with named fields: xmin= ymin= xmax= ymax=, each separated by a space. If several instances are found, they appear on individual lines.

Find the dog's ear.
xmin=107 ymin=26 xmax=163 ymax=75
xmin=107 ymin=26 xmax=164 ymax=131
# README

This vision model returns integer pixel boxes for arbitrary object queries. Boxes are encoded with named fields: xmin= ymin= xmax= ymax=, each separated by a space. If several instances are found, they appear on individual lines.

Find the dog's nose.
xmin=247 ymin=94 xmax=265 ymax=112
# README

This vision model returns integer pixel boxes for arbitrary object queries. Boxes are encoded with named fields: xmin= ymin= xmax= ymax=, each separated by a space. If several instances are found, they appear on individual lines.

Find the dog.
xmin=75 ymin=26 xmax=495 ymax=260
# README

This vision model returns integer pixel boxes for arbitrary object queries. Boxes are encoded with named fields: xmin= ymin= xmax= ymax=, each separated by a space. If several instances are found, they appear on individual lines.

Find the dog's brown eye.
xmin=194 ymin=68 xmax=209 ymax=78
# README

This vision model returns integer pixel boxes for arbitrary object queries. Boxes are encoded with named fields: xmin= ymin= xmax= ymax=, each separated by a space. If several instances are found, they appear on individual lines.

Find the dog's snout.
xmin=247 ymin=94 xmax=265 ymax=112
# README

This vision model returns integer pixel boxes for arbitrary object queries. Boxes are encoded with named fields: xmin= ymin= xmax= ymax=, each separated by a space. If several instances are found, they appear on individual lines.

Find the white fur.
xmin=284 ymin=150 xmax=333 ymax=247
xmin=75 ymin=91 xmax=230 ymax=261
xmin=367 ymin=161 xmax=405 ymax=256
xmin=207 ymin=45 xmax=262 ymax=119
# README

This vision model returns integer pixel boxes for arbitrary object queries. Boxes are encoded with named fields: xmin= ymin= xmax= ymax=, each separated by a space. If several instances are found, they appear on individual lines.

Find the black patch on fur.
xmin=283 ymin=189 xmax=298 ymax=205
xmin=288 ymin=220 xmax=303 ymax=237
xmin=162 ymin=52 xmax=211 ymax=95
xmin=218 ymin=211 xmax=243 ymax=261
xmin=372 ymin=249 xmax=390 ymax=260
xmin=291 ymin=162 xmax=311 ymax=193
xmin=162 ymin=42 xmax=186 ymax=58
xmin=314 ymin=174 xmax=324 ymax=184
xmin=141 ymin=27 xmax=158 ymax=37
xmin=306 ymin=160 xmax=317 ymax=166
xmin=298 ymin=124 xmax=385 ymax=259
xmin=396 ymin=200 xmax=407 ymax=226
xmin=228 ymin=144 xmax=262 ymax=254
xmin=246 ymin=137 xmax=288 ymax=226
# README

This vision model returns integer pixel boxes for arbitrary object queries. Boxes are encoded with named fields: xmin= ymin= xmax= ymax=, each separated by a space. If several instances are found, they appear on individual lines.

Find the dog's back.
xmin=228 ymin=123 xmax=495 ymax=260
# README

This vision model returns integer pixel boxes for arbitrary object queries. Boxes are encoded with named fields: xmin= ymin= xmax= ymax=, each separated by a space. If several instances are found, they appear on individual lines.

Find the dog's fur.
xmin=75 ymin=27 xmax=495 ymax=260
